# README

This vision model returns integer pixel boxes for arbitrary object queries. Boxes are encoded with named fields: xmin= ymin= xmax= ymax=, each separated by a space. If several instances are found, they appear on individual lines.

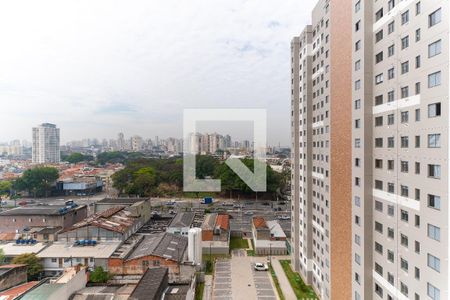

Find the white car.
xmin=254 ymin=263 xmax=268 ymax=271
xmin=244 ymin=211 xmax=254 ymax=215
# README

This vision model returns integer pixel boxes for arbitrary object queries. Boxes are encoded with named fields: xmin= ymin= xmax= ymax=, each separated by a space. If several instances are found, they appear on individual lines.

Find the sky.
xmin=0 ymin=0 xmax=315 ymax=146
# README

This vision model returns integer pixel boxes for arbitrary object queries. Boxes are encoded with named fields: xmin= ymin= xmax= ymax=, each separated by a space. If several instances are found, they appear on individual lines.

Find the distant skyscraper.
xmin=32 ymin=123 xmax=60 ymax=164
xmin=117 ymin=132 xmax=125 ymax=151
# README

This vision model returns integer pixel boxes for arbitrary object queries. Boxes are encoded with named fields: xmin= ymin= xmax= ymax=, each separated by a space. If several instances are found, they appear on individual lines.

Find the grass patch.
xmin=246 ymin=249 xmax=255 ymax=256
xmin=229 ymin=237 xmax=249 ymax=250
xmin=269 ymin=265 xmax=285 ymax=300
xmin=195 ymin=281 xmax=205 ymax=300
xmin=202 ymin=254 xmax=230 ymax=275
xmin=279 ymin=260 xmax=317 ymax=299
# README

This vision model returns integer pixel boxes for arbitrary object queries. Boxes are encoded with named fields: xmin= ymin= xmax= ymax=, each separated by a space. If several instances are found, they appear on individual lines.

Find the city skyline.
xmin=0 ymin=0 xmax=317 ymax=146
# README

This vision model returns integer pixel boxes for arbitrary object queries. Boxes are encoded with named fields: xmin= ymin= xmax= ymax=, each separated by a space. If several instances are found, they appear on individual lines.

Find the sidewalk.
xmin=203 ymin=274 xmax=213 ymax=300
xmin=271 ymin=257 xmax=296 ymax=300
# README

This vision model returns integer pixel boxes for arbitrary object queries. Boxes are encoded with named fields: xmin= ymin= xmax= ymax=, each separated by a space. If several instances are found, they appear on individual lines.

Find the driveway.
xmin=212 ymin=254 xmax=277 ymax=300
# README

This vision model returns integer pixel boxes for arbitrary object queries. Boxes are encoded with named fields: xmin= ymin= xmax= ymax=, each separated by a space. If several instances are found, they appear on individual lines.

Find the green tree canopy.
xmin=13 ymin=167 xmax=59 ymax=197
xmin=63 ymin=152 xmax=94 ymax=164
xmin=11 ymin=253 xmax=43 ymax=280
xmin=89 ymin=266 xmax=111 ymax=283
xmin=0 ymin=181 xmax=12 ymax=195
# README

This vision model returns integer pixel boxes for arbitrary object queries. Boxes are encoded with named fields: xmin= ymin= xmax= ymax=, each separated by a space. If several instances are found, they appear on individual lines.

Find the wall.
xmin=0 ymin=266 xmax=27 ymax=292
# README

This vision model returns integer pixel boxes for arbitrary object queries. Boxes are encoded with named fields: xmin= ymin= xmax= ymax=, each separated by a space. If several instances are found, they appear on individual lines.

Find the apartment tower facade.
xmin=352 ymin=1 xmax=449 ymax=299
xmin=32 ymin=123 xmax=60 ymax=164
xmin=290 ymin=0 xmax=352 ymax=299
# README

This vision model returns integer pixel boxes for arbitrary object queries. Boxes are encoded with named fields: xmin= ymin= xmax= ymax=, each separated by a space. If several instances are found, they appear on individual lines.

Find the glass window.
xmin=427 ymin=254 xmax=440 ymax=272
xmin=428 ymin=71 xmax=441 ymax=88
xmin=429 ymin=40 xmax=442 ymax=58
xmin=429 ymin=8 xmax=442 ymax=27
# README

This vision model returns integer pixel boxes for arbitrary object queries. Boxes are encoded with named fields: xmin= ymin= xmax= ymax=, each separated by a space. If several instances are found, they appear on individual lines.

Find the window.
xmin=355 ymin=138 xmax=361 ymax=148
xmin=401 ymin=282 xmax=408 ymax=297
xmin=415 ymin=82 xmax=421 ymax=94
xmin=388 ymin=44 xmax=395 ymax=56
xmin=428 ymin=224 xmax=440 ymax=241
xmin=388 ymin=0 xmax=395 ymax=11
xmin=388 ymin=137 xmax=394 ymax=148
xmin=415 ymin=55 xmax=421 ymax=68
xmin=415 ymin=28 xmax=421 ymax=42
xmin=375 ymin=52 xmax=384 ymax=63
xmin=355 ymin=20 xmax=361 ymax=32
xmin=415 ymin=189 xmax=420 ymax=201
xmin=415 ymin=162 xmax=420 ymax=174
xmin=375 ymin=200 xmax=383 ymax=211
xmin=401 ymin=161 xmax=409 ymax=173
xmin=401 ymin=86 xmax=409 ymax=98
xmin=375 ymin=159 xmax=383 ymax=168
xmin=51 ymin=258 xmax=57 ymax=263
xmin=355 ymin=119 xmax=361 ymax=128
xmin=375 ymin=8 xmax=384 ymax=21
xmin=387 ymin=227 xmax=394 ymax=238
xmin=401 ymin=111 xmax=409 ymax=123
xmin=415 ymin=214 xmax=420 ymax=226
xmin=429 ymin=40 xmax=442 ymax=57
xmin=387 ymin=114 xmax=394 ymax=125
xmin=355 ymin=40 xmax=361 ymax=51
xmin=388 ymin=182 xmax=395 ymax=193
xmin=375 ymin=138 xmax=383 ymax=148
xmin=375 ymin=116 xmax=383 ymax=126
xmin=428 ymin=134 xmax=441 ymax=148
xmin=401 ymin=210 xmax=409 ymax=222
xmin=387 ymin=160 xmax=394 ymax=170
xmin=387 ymin=250 xmax=394 ymax=263
xmin=401 ymin=258 xmax=409 ymax=271
xmin=427 ymin=254 xmax=440 ymax=272
xmin=429 ymin=8 xmax=442 ymax=27
xmin=375 ymin=30 xmax=383 ymax=42
xmin=375 ymin=73 xmax=383 ymax=85
xmin=355 ymin=99 xmax=361 ymax=109
xmin=401 ymin=185 xmax=409 ymax=197
xmin=401 ymin=10 xmax=409 ymax=24
xmin=428 ymin=103 xmax=441 ymax=118
xmin=375 ymin=95 xmax=383 ymax=105
xmin=427 ymin=283 xmax=440 ymax=300
xmin=355 ymin=60 xmax=361 ymax=71
xmin=428 ymin=164 xmax=441 ymax=179
xmin=428 ymin=194 xmax=441 ymax=210
xmin=388 ymin=68 xmax=395 ymax=79
xmin=416 ymin=1 xmax=421 ymax=15
xmin=428 ymin=71 xmax=441 ymax=88
xmin=375 ymin=180 xmax=383 ymax=190
xmin=354 ymin=196 xmax=361 ymax=207
xmin=375 ymin=221 xmax=383 ymax=233
xmin=375 ymin=283 xmax=383 ymax=297
xmin=401 ymin=36 xmax=409 ymax=49
xmin=375 ymin=262 xmax=383 ymax=274
xmin=388 ymin=21 xmax=394 ymax=34
xmin=355 ymin=80 xmax=361 ymax=90
xmin=415 ymin=267 xmax=420 ymax=280
xmin=415 ymin=109 xmax=420 ymax=121
xmin=401 ymin=61 xmax=409 ymax=74
xmin=415 ymin=135 xmax=420 ymax=148
xmin=401 ymin=136 xmax=409 ymax=148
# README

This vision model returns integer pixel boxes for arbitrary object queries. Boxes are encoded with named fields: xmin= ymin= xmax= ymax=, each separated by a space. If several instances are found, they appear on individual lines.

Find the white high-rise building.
xmin=32 ymin=123 xmax=60 ymax=164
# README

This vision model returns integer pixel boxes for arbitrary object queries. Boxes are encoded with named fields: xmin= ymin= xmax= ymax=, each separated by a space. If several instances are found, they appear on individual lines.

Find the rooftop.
xmin=129 ymin=267 xmax=168 ymax=300
xmin=216 ymin=214 xmax=230 ymax=231
xmin=0 ymin=281 xmax=40 ymax=300
xmin=112 ymin=233 xmax=188 ymax=262
xmin=0 ymin=205 xmax=85 ymax=216
xmin=0 ymin=242 xmax=48 ymax=256
xmin=201 ymin=213 xmax=217 ymax=231
xmin=21 ymin=283 xmax=63 ymax=300
xmin=37 ymin=241 xmax=121 ymax=259
xmin=266 ymin=220 xmax=286 ymax=239
xmin=63 ymin=206 xmax=137 ymax=234
xmin=168 ymin=212 xmax=195 ymax=228
xmin=253 ymin=217 xmax=268 ymax=229
xmin=0 ymin=264 xmax=27 ymax=277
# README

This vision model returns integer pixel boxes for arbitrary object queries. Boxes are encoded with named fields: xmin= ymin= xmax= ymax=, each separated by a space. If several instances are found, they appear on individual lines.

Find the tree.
xmin=64 ymin=152 xmax=93 ymax=164
xmin=130 ymin=167 xmax=156 ymax=196
xmin=89 ymin=266 xmax=111 ymax=283
xmin=0 ymin=181 xmax=12 ymax=195
xmin=13 ymin=167 xmax=59 ymax=197
xmin=12 ymin=253 xmax=43 ymax=280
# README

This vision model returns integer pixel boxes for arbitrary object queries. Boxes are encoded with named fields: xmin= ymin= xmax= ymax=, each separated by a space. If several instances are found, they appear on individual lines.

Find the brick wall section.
xmin=108 ymin=256 xmax=179 ymax=275
xmin=0 ymin=265 xmax=28 ymax=292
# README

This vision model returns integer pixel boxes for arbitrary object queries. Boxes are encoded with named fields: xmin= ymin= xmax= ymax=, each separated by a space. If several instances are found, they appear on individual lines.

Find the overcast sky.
xmin=0 ymin=0 xmax=315 ymax=146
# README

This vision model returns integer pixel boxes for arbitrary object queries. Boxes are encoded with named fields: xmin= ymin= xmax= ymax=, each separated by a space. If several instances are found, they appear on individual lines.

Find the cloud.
xmin=0 ymin=0 xmax=315 ymax=145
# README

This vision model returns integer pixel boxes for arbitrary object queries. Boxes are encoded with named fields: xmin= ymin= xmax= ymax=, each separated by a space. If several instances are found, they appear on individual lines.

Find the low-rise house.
xmin=57 ymin=177 xmax=103 ymax=196
xmin=0 ymin=204 xmax=87 ymax=233
xmin=129 ymin=267 xmax=168 ymax=300
xmin=94 ymin=197 xmax=152 ymax=223
xmin=201 ymin=213 xmax=230 ymax=255
xmin=28 ymin=226 xmax=61 ymax=242
xmin=21 ymin=266 xmax=88 ymax=300
xmin=166 ymin=212 xmax=195 ymax=236
xmin=0 ymin=264 xmax=28 ymax=292
xmin=58 ymin=206 xmax=142 ymax=242
xmin=0 ymin=242 xmax=48 ymax=262
xmin=108 ymin=233 xmax=193 ymax=282
xmin=37 ymin=241 xmax=121 ymax=275
xmin=252 ymin=217 xmax=287 ymax=255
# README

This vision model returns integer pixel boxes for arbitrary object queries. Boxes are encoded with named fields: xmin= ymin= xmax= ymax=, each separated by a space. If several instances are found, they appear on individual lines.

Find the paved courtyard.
xmin=212 ymin=255 xmax=277 ymax=300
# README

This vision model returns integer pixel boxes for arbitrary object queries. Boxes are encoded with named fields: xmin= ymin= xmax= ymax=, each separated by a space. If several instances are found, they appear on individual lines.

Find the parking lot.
xmin=212 ymin=254 xmax=277 ymax=300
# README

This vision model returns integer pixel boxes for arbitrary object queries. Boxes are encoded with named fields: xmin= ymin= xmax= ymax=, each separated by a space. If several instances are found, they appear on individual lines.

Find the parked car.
xmin=244 ymin=211 xmax=254 ymax=216
xmin=254 ymin=263 xmax=268 ymax=271
xmin=278 ymin=215 xmax=290 ymax=220
xmin=165 ymin=201 xmax=176 ymax=206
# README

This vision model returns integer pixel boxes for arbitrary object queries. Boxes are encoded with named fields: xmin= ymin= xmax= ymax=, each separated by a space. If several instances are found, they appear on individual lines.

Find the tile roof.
xmin=216 ymin=215 xmax=230 ymax=231
xmin=252 ymin=217 xmax=268 ymax=229
xmin=0 ymin=205 xmax=85 ymax=216
xmin=0 ymin=281 xmax=40 ymax=300
xmin=168 ymin=212 xmax=195 ymax=228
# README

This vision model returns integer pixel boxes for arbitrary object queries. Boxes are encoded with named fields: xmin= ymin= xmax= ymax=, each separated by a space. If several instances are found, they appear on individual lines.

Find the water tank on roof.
xmin=188 ymin=228 xmax=202 ymax=265
xmin=92 ymin=240 xmax=97 ymax=246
